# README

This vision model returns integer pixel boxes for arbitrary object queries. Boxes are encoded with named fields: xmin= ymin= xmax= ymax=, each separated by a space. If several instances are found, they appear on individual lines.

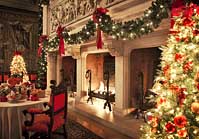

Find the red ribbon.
xmin=96 ymin=27 xmax=102 ymax=49
xmin=38 ymin=35 xmax=48 ymax=57
xmin=56 ymin=25 xmax=65 ymax=56
xmin=93 ymin=8 xmax=108 ymax=49
xmin=14 ymin=51 xmax=22 ymax=56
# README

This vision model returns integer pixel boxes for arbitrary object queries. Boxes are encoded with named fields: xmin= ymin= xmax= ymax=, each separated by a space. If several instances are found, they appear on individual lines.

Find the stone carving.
xmin=106 ymin=41 xmax=124 ymax=57
xmin=50 ymin=0 xmax=115 ymax=33
xmin=71 ymin=45 xmax=81 ymax=59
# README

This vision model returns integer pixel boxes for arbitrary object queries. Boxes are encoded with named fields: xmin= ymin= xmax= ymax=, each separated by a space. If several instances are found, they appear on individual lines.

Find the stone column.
xmin=107 ymin=40 xmax=130 ymax=116
xmin=70 ymin=46 xmax=82 ymax=102
xmin=42 ymin=5 xmax=48 ymax=35
xmin=46 ymin=52 xmax=57 ymax=93
xmin=76 ymin=58 xmax=82 ymax=102
xmin=114 ymin=54 xmax=131 ymax=116
xmin=56 ymin=54 xmax=62 ymax=84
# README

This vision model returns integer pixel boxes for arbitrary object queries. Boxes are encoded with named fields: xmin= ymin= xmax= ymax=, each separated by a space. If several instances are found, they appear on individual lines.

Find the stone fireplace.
xmin=44 ymin=0 xmax=171 ymax=116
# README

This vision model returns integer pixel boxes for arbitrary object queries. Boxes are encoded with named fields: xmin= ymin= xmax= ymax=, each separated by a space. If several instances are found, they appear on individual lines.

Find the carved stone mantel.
xmin=47 ymin=51 xmax=57 ymax=62
xmin=105 ymin=40 xmax=124 ymax=57
xmin=71 ymin=45 xmax=81 ymax=59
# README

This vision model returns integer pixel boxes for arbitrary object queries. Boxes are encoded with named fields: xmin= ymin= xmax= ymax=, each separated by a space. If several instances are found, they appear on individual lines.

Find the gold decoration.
xmin=191 ymin=102 xmax=199 ymax=114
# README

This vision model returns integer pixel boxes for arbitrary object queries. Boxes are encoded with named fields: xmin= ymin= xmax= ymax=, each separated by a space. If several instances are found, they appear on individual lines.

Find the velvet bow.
xmin=92 ymin=8 xmax=108 ymax=49
xmin=56 ymin=25 xmax=65 ymax=56
xmin=38 ymin=35 xmax=48 ymax=57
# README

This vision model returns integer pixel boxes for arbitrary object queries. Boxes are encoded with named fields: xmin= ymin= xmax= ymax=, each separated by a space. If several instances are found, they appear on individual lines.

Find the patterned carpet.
xmin=53 ymin=119 xmax=103 ymax=139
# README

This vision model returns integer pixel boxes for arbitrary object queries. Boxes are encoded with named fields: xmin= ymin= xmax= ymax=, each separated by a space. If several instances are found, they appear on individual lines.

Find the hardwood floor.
xmin=68 ymin=97 xmax=144 ymax=139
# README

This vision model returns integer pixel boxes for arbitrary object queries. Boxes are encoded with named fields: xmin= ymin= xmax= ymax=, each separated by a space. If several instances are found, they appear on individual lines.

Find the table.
xmin=0 ymin=97 xmax=49 ymax=139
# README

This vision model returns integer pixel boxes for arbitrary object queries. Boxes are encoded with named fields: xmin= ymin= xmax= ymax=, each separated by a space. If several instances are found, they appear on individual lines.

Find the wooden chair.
xmin=29 ymin=73 xmax=37 ymax=83
xmin=22 ymin=79 xmax=68 ymax=139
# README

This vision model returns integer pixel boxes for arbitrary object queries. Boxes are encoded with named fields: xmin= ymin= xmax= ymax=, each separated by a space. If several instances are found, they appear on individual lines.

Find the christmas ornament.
xmin=191 ymin=102 xmax=199 ymax=114
xmin=174 ymin=115 xmax=187 ymax=128
xmin=165 ymin=122 xmax=176 ymax=133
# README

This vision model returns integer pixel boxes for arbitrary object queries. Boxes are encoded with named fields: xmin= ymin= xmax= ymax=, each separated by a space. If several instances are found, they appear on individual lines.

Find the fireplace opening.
xmin=86 ymin=53 xmax=115 ymax=93
xmin=62 ymin=56 xmax=77 ymax=97
xmin=86 ymin=53 xmax=115 ymax=111
xmin=130 ymin=47 xmax=161 ymax=111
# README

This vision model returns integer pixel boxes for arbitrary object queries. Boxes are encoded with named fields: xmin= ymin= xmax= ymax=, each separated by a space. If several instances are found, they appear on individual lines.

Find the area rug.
xmin=54 ymin=119 xmax=103 ymax=139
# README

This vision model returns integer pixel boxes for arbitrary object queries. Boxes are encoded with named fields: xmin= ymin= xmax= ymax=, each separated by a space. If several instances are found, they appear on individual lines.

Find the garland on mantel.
xmin=45 ymin=0 xmax=172 ymax=51
xmin=37 ymin=0 xmax=198 ymax=86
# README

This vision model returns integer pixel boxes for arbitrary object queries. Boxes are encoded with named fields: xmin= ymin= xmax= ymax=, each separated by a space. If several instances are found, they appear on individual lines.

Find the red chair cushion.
xmin=24 ymin=114 xmax=65 ymax=133
xmin=53 ymin=93 xmax=65 ymax=112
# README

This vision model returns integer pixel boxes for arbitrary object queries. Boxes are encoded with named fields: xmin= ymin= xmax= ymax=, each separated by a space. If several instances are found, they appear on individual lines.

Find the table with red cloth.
xmin=0 ymin=97 xmax=49 ymax=139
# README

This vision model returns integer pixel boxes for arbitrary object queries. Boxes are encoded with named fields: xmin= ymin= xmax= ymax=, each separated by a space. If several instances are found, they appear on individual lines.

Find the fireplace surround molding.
xmin=44 ymin=0 xmax=172 ymax=117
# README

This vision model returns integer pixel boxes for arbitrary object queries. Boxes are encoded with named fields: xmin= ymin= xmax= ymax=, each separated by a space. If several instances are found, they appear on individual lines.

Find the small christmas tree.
xmin=141 ymin=2 xmax=199 ymax=139
xmin=10 ymin=51 xmax=29 ymax=82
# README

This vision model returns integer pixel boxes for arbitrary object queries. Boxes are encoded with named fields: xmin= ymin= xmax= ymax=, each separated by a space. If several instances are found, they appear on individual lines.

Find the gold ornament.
xmin=191 ymin=102 xmax=199 ymax=114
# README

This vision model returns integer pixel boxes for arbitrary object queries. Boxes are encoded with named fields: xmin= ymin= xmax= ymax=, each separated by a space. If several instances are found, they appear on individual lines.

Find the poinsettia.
xmin=177 ymin=129 xmax=187 ymax=137
xmin=174 ymin=115 xmax=187 ymax=128
xmin=165 ymin=122 xmax=176 ymax=133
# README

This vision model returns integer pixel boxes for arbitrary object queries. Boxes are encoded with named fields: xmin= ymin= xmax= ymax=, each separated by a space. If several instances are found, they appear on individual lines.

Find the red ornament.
xmin=183 ymin=3 xmax=197 ymax=19
xmin=178 ymin=129 xmax=187 ymax=138
xmin=170 ymin=19 xmax=175 ymax=29
xmin=183 ymin=61 xmax=193 ymax=72
xmin=175 ymin=53 xmax=183 ymax=62
xmin=174 ymin=115 xmax=187 ymax=128
xmin=183 ymin=17 xmax=194 ymax=26
xmin=171 ymin=0 xmax=185 ymax=17
xmin=157 ymin=97 xmax=166 ymax=106
xmin=175 ymin=37 xmax=181 ymax=42
xmin=193 ymin=30 xmax=199 ymax=36
xmin=165 ymin=122 xmax=176 ymax=133
xmin=163 ymin=65 xmax=170 ymax=76
xmin=178 ymin=92 xmax=186 ymax=106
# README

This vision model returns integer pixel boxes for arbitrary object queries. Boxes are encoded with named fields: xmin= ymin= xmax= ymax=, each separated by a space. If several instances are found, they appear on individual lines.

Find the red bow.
xmin=92 ymin=8 xmax=108 ymax=49
xmin=38 ymin=35 xmax=48 ymax=57
xmin=92 ymin=8 xmax=108 ymax=23
xmin=39 ymin=35 xmax=48 ymax=43
xmin=56 ymin=25 xmax=65 ymax=56
xmin=14 ymin=51 xmax=22 ymax=56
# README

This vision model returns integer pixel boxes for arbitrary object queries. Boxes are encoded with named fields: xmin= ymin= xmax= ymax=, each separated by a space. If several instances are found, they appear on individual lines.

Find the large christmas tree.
xmin=141 ymin=2 xmax=199 ymax=139
xmin=10 ymin=51 xmax=29 ymax=81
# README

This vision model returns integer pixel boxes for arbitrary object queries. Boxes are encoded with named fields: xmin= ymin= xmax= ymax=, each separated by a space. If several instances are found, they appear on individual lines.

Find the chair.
xmin=22 ymin=79 xmax=68 ymax=139
xmin=29 ymin=73 xmax=37 ymax=83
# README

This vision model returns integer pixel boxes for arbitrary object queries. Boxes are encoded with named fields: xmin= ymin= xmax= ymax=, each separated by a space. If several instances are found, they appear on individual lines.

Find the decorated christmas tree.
xmin=141 ymin=2 xmax=199 ymax=139
xmin=10 ymin=51 xmax=29 ymax=82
